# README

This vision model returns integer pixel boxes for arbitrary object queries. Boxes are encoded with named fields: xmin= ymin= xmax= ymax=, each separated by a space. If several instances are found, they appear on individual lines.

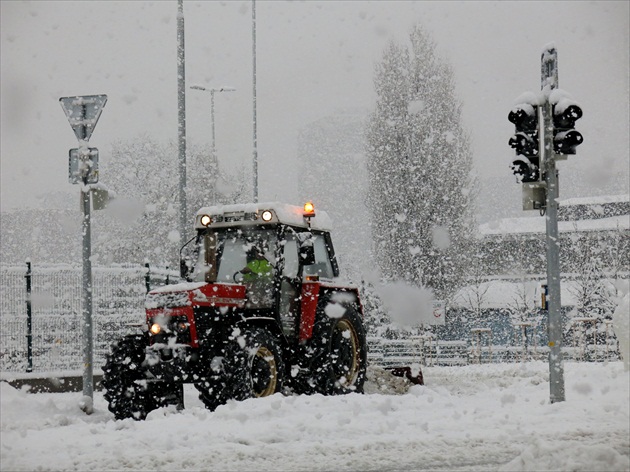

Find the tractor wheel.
xmin=305 ymin=301 xmax=367 ymax=395
xmin=102 ymin=334 xmax=158 ymax=421
xmin=195 ymin=326 xmax=284 ymax=411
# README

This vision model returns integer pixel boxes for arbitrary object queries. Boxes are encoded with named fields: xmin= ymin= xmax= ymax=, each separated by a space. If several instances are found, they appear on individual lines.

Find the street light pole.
xmin=190 ymin=85 xmax=236 ymax=204
xmin=252 ymin=0 xmax=258 ymax=203
xmin=190 ymin=86 xmax=236 ymax=153
xmin=177 ymin=0 xmax=187 ymax=250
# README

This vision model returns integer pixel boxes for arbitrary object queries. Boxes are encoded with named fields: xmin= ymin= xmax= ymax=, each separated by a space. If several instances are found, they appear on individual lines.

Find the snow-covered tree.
xmin=95 ymin=135 xmax=246 ymax=267
xmin=366 ymin=25 xmax=476 ymax=299
xmin=568 ymin=231 xmax=620 ymax=335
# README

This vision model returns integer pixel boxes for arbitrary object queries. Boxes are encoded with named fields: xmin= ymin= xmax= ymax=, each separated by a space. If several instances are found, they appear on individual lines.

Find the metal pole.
xmin=252 ymin=0 xmax=258 ymax=202
xmin=145 ymin=261 xmax=151 ymax=293
xmin=211 ymin=89 xmax=216 ymax=154
xmin=25 ymin=260 xmax=33 ymax=373
xmin=70 ymin=102 xmax=96 ymax=414
xmin=541 ymin=45 xmax=565 ymax=403
xmin=177 ymin=0 xmax=188 ymax=249
xmin=190 ymin=86 xmax=235 ymax=206
xmin=210 ymin=90 xmax=217 ymax=206
xmin=81 ymin=171 xmax=94 ymax=413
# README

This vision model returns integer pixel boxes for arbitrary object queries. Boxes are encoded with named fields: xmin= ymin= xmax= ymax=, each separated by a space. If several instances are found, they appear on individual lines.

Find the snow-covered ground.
xmin=2 ymin=362 xmax=628 ymax=472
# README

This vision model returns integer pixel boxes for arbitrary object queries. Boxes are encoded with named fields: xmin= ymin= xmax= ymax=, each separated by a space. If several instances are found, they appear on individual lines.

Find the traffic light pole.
xmin=541 ymin=46 xmax=565 ymax=403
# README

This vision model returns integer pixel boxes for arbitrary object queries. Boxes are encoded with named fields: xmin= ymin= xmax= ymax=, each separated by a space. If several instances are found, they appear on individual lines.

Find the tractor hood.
xmin=146 ymin=282 xmax=246 ymax=310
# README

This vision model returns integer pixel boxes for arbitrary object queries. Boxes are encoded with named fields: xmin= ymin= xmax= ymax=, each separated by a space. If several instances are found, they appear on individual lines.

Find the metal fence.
xmin=0 ymin=263 xmax=175 ymax=372
xmin=367 ymin=336 xmax=621 ymax=368
xmin=0 ymin=264 xmax=622 ymax=373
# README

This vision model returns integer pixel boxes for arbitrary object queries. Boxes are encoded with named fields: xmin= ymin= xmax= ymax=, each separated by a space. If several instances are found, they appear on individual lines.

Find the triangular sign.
xmin=59 ymin=94 xmax=108 ymax=142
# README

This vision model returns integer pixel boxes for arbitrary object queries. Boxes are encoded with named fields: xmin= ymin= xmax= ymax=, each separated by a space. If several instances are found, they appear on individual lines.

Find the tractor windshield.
xmin=189 ymin=227 xmax=278 ymax=284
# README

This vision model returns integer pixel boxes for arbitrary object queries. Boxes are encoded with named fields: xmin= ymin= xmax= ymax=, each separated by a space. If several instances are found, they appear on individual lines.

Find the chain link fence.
xmin=0 ymin=263 xmax=176 ymax=372
xmin=1 ymin=264 xmax=622 ymax=373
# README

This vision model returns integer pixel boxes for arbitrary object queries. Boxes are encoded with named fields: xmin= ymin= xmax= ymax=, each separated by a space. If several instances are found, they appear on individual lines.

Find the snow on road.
xmin=1 ymin=362 xmax=628 ymax=472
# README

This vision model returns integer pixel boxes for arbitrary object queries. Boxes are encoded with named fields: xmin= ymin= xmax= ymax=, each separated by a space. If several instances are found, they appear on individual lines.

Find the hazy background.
xmin=1 ymin=1 xmax=628 ymax=221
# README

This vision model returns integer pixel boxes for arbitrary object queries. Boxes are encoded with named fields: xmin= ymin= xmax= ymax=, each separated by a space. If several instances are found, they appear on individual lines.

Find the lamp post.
xmin=252 ymin=0 xmax=258 ymax=203
xmin=177 ymin=0 xmax=187 ymax=251
xmin=190 ymin=85 xmax=236 ymax=204
xmin=190 ymin=86 xmax=236 ymax=155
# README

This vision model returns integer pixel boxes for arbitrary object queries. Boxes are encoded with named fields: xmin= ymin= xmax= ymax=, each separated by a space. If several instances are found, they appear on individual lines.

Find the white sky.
xmin=1 ymin=1 xmax=628 ymax=211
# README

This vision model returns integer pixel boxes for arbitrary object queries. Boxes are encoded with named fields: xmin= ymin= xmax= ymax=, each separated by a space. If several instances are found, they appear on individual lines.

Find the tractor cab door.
xmin=279 ymin=233 xmax=301 ymax=339
xmin=278 ymin=229 xmax=334 ymax=340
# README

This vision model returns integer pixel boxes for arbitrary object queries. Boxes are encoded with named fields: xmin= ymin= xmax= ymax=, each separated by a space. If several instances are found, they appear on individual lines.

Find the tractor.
xmin=102 ymin=202 xmax=368 ymax=420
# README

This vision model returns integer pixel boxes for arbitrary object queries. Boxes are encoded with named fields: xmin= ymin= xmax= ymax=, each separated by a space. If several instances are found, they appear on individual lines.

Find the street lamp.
xmin=190 ymin=85 xmax=236 ymax=154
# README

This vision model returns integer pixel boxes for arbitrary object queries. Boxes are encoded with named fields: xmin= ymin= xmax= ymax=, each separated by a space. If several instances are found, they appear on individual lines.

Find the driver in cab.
xmin=238 ymin=243 xmax=274 ymax=307
xmin=240 ymin=244 xmax=273 ymax=282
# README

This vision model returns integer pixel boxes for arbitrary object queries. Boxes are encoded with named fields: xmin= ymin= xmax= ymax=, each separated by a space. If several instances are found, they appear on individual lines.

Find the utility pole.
xmin=252 ymin=0 xmax=258 ymax=202
xmin=177 ymin=0 xmax=187 ymax=248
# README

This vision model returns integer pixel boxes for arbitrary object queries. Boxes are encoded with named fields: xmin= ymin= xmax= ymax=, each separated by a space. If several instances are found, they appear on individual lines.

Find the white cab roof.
xmin=194 ymin=202 xmax=333 ymax=231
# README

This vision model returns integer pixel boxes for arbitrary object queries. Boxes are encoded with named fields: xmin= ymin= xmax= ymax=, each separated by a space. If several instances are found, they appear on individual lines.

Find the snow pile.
xmin=364 ymin=365 xmax=412 ymax=395
xmin=1 ymin=362 xmax=628 ymax=471
xmin=613 ymin=292 xmax=630 ymax=370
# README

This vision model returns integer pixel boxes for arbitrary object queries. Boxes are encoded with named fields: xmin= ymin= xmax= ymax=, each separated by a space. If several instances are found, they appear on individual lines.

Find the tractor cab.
xmin=103 ymin=201 xmax=368 ymax=421
xmin=179 ymin=202 xmax=339 ymax=338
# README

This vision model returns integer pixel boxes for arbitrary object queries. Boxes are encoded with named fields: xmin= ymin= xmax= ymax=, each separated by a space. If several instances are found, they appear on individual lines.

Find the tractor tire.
xmin=195 ymin=326 xmax=284 ymax=411
xmin=304 ymin=301 xmax=367 ymax=395
xmin=102 ymin=334 xmax=158 ymax=420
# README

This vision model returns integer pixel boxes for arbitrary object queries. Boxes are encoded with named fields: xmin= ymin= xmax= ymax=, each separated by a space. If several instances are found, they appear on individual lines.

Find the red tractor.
xmin=102 ymin=202 xmax=368 ymax=420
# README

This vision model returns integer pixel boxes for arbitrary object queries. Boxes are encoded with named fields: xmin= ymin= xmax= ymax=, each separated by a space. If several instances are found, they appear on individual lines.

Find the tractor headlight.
xmin=148 ymin=316 xmax=191 ymax=344
xmin=261 ymin=210 xmax=273 ymax=222
xmin=173 ymin=321 xmax=190 ymax=333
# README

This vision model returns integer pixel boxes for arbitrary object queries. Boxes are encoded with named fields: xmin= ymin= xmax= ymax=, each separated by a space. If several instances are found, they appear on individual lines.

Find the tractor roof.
xmin=194 ymin=202 xmax=332 ymax=231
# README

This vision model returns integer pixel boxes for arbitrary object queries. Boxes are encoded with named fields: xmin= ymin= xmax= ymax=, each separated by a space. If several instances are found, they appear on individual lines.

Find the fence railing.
xmin=0 ymin=264 xmax=622 ymax=373
xmin=0 ymin=263 xmax=176 ymax=372
xmin=367 ymin=336 xmax=620 ymax=368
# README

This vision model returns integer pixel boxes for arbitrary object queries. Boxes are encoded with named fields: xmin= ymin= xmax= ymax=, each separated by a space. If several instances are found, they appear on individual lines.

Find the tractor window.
xmin=303 ymin=234 xmax=334 ymax=279
xmin=214 ymin=229 xmax=277 ymax=283
xmin=282 ymin=235 xmax=299 ymax=279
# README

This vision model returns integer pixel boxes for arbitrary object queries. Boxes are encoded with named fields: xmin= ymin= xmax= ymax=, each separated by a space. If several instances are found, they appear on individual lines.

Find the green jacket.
xmin=242 ymin=258 xmax=273 ymax=282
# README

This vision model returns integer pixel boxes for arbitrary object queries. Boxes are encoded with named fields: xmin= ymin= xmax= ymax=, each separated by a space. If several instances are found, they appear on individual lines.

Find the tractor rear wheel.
xmin=305 ymin=301 xmax=367 ymax=395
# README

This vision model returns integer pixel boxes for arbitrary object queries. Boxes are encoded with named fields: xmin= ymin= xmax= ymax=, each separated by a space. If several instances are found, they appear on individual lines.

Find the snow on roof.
xmin=452 ymin=278 xmax=621 ymax=309
xmin=559 ymin=194 xmax=629 ymax=206
xmin=479 ymin=215 xmax=629 ymax=236
xmin=195 ymin=202 xmax=333 ymax=231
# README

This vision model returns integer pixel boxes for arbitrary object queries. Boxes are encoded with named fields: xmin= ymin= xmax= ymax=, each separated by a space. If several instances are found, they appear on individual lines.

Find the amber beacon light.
xmin=303 ymin=201 xmax=315 ymax=217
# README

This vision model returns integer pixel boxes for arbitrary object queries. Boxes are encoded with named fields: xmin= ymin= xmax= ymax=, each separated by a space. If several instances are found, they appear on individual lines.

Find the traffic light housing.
xmin=552 ymin=103 xmax=583 ymax=154
xmin=508 ymin=104 xmax=540 ymax=183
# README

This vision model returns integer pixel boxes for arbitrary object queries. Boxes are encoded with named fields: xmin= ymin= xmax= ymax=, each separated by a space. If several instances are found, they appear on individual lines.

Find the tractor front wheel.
xmin=195 ymin=326 xmax=284 ymax=411
xmin=102 ymin=334 xmax=157 ymax=420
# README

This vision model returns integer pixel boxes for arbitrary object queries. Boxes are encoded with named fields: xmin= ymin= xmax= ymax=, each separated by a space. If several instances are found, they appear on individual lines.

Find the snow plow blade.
xmin=385 ymin=367 xmax=424 ymax=385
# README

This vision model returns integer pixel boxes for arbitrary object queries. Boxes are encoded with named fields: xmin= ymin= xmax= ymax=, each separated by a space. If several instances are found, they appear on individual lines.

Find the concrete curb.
xmin=1 ymin=374 xmax=104 ymax=393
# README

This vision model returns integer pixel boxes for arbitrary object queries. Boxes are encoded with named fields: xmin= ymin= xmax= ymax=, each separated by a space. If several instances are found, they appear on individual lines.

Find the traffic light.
xmin=552 ymin=103 xmax=583 ymax=154
xmin=508 ymin=104 xmax=540 ymax=183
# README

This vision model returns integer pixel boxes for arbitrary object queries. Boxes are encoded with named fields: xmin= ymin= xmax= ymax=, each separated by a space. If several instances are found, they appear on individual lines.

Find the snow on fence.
xmin=0 ymin=264 xmax=621 ymax=373
xmin=0 ymin=263 xmax=176 ymax=372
